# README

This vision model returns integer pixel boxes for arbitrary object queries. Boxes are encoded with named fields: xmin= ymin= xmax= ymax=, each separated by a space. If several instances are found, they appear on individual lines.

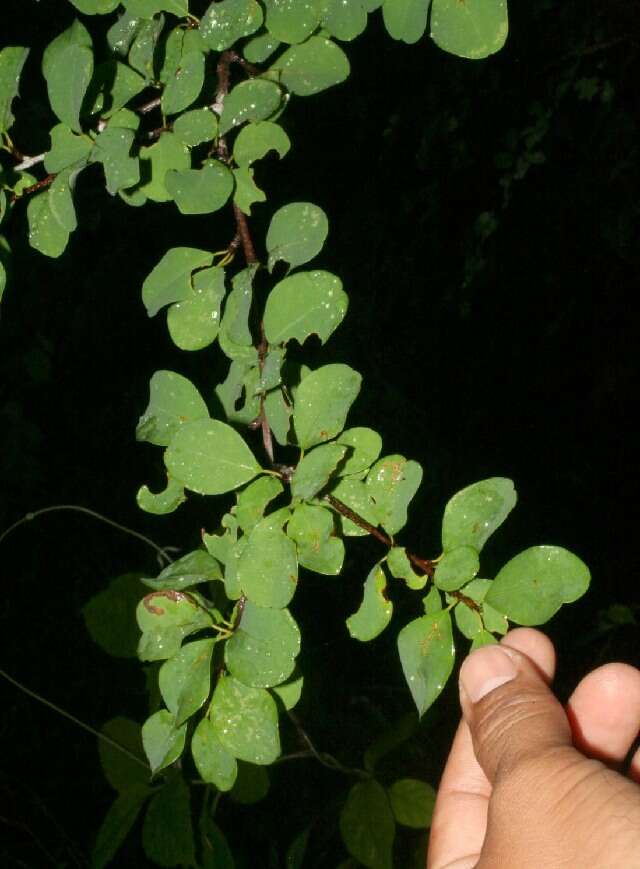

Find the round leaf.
xmin=225 ymin=602 xmax=300 ymax=688
xmin=441 ymin=477 xmax=517 ymax=553
xmin=431 ymin=0 xmax=509 ymax=60
xmin=159 ymin=639 xmax=215 ymax=725
xmin=266 ymin=203 xmax=329 ymax=272
xmin=264 ymin=270 xmax=347 ymax=346
xmin=434 ymin=545 xmax=480 ymax=592
xmin=397 ymin=610 xmax=455 ymax=717
xmin=167 ymin=266 xmax=226 ymax=351
xmin=276 ymin=36 xmax=350 ymax=96
xmin=237 ymin=524 xmax=298 ymax=608
xmin=192 ymin=716 xmax=238 ymax=791
xmin=263 ymin=0 xmax=319 ymax=43
xmin=201 ymin=0 xmax=264 ymax=51
xmin=233 ymin=121 xmax=291 ymax=166
xmin=485 ymin=545 xmax=590 ymax=626
xmin=142 ymin=247 xmax=213 ymax=318
xmin=339 ymin=779 xmax=395 ymax=869
xmin=366 ymin=454 xmax=423 ymax=535
xmin=136 ymin=369 xmax=209 ymax=446
xmin=211 ymin=675 xmax=281 ymax=765
xmin=83 ymin=572 xmax=146 ymax=658
xmin=293 ymin=363 xmax=362 ymax=449
xmin=382 ymin=0 xmax=429 ymax=44
xmin=388 ymin=778 xmax=436 ymax=829
xmin=141 ymin=709 xmax=187 ymax=774
xmin=165 ymin=418 xmax=261 ymax=495
xmin=172 ymin=108 xmax=218 ymax=147
xmin=219 ymin=79 xmax=282 ymax=136
xmin=165 ymin=161 xmax=234 ymax=215
xmin=336 ymin=427 xmax=382 ymax=477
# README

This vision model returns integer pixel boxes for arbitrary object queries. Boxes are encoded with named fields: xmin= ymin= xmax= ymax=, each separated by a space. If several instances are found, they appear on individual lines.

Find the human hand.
xmin=427 ymin=628 xmax=640 ymax=869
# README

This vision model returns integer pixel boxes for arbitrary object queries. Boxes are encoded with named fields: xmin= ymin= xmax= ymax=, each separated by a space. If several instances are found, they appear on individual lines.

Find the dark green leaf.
xmin=320 ymin=0 xmax=369 ymax=41
xmin=388 ymin=778 xmax=436 ymax=829
xmin=485 ymin=545 xmax=590 ymax=626
xmin=92 ymin=126 xmax=139 ymax=194
xmin=128 ymin=15 xmax=164 ymax=80
xmin=346 ymin=563 xmax=393 ymax=641
xmin=92 ymin=789 xmax=148 ymax=869
xmin=219 ymin=79 xmax=283 ymax=136
xmin=211 ymin=675 xmax=281 ymax=765
xmin=230 ymin=761 xmax=270 ymax=804
xmin=165 ymin=418 xmax=262 ymax=495
xmin=83 ymin=572 xmax=146 ymax=658
xmin=142 ymin=771 xmax=195 ymax=867
xmin=200 ymin=817 xmax=236 ymax=869
xmin=0 ymin=47 xmax=29 ymax=134
xmin=42 ymin=21 xmax=93 ymax=131
xmin=293 ymin=363 xmax=361 ymax=449
xmin=397 ymin=610 xmax=455 ymax=716
xmin=142 ymin=247 xmax=213 ymax=317
xmin=173 ymin=107 xmax=218 ymax=146
xmin=263 ymin=0 xmax=320 ymax=43
xmin=141 ymin=709 xmax=187 ymax=773
xmin=244 ymin=32 xmax=281 ymax=63
xmin=339 ymin=779 xmax=395 ymax=869
xmin=233 ymin=121 xmax=291 ymax=166
xmin=233 ymin=165 xmax=266 ymax=214
xmin=98 ymin=717 xmax=149 ymax=793
xmin=45 ymin=124 xmax=93 ymax=173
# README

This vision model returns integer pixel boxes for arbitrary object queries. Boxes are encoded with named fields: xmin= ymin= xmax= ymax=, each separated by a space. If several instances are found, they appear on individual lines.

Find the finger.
xmin=566 ymin=662 xmax=640 ymax=765
xmin=427 ymin=629 xmax=555 ymax=869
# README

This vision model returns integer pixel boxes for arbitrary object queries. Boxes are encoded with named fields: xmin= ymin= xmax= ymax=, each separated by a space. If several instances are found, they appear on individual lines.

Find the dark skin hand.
xmin=428 ymin=628 xmax=640 ymax=869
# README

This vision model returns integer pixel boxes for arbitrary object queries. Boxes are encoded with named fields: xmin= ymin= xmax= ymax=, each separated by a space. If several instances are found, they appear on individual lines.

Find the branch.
xmin=14 ymin=152 xmax=45 ymax=171
xmin=10 ymin=173 xmax=55 ymax=203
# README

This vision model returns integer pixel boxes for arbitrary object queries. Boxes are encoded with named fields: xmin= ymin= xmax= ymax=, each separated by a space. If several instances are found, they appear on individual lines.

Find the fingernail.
xmin=459 ymin=645 xmax=518 ymax=703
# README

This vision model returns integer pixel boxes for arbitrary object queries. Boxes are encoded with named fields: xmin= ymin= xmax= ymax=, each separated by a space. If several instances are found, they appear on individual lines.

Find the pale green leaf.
xmin=286 ymin=503 xmax=344 ymax=575
xmin=49 ymin=168 xmax=79 ymax=232
xmin=293 ymin=363 xmax=362 ymax=449
xmin=0 ymin=47 xmax=29 ymax=134
xmin=276 ymin=36 xmax=350 ymax=96
xmin=165 ymin=418 xmax=261 ymax=495
xmin=263 ymin=0 xmax=319 ymax=43
xmin=192 ymin=716 xmax=238 ymax=791
xmin=232 ymin=165 xmax=266 ymax=214
xmin=327 ymin=476 xmax=379 ymax=537
xmin=201 ymin=0 xmax=264 ymax=51
xmin=470 ymin=629 xmax=498 ymax=650
xmin=266 ymin=202 xmax=329 ymax=271
xmin=382 ymin=0 xmax=430 ymax=44
xmin=485 ymin=545 xmax=590 ymax=626
xmin=136 ymin=369 xmax=209 ymax=445
xmin=219 ymin=79 xmax=283 ymax=136
xmin=42 ymin=22 xmax=93 ymax=131
xmin=422 ymin=586 xmax=442 ymax=615
xmin=166 ymin=265 xmax=226 ymax=351
xmin=211 ymin=675 xmax=281 ymax=765
xmin=482 ymin=600 xmax=508 ymax=635
xmin=386 ymin=546 xmax=427 ymax=590
xmin=142 ymin=247 xmax=213 ymax=317
xmin=265 ymin=388 xmax=292 ymax=445
xmin=264 ymin=270 xmax=347 ymax=346
xmin=291 ymin=442 xmax=348 ymax=500
xmin=142 ymin=771 xmax=195 ymax=866
xmin=431 ymin=0 xmax=509 ymax=60
xmin=141 ymin=709 xmax=188 ymax=773
xmin=346 ymin=563 xmax=393 ymax=641
xmin=441 ymin=477 xmax=517 ymax=553
xmin=397 ymin=610 xmax=455 ymax=716
xmin=339 ymin=779 xmax=395 ymax=869
xmin=366 ymin=455 xmax=423 ymax=535
xmin=138 ymin=132 xmax=191 ymax=203
xmin=453 ymin=599 xmax=483 ymax=639
xmin=215 ymin=360 xmax=260 ymax=423
xmin=434 ymin=545 xmax=479 ymax=592
xmin=272 ymin=669 xmax=303 ymax=710
xmin=159 ymin=639 xmax=214 ymax=725
xmin=69 ymin=0 xmax=120 ymax=13
xmin=126 ymin=0 xmax=189 ymax=16
xmin=136 ymin=589 xmax=213 ymax=635
xmin=90 ymin=60 xmax=146 ymax=118
xmin=137 ymin=477 xmax=186 ymax=515
xmin=388 ymin=778 xmax=436 ymax=829
xmin=225 ymin=602 xmax=301 ymax=687
xmin=233 ymin=121 xmax=291 ymax=166
xmin=237 ymin=523 xmax=298 ymax=608
xmin=166 ymin=161 xmax=234 ymax=215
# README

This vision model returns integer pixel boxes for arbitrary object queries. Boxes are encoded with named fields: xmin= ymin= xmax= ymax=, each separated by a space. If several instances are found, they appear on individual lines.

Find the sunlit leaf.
xmin=431 ymin=0 xmax=509 ymax=60
xmin=201 ymin=0 xmax=264 ymax=51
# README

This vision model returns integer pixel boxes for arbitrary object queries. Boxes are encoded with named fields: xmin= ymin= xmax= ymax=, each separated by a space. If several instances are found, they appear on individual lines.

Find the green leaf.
xmin=159 ymin=639 xmax=215 ymax=725
xmin=129 ymin=16 xmax=164 ymax=80
xmin=162 ymin=48 xmax=205 ymax=116
xmin=27 ymin=193 xmax=69 ymax=258
xmin=42 ymin=21 xmax=93 ymax=132
xmin=233 ymin=121 xmax=291 ymax=166
xmin=201 ymin=0 xmax=264 ymax=51
xmin=365 ymin=455 xmax=423 ymax=535
xmin=141 ymin=709 xmax=188 ymax=774
xmin=291 ymin=442 xmax=348 ymax=500
xmin=136 ymin=589 xmax=213 ymax=635
xmin=108 ymin=10 xmax=143 ymax=57
xmin=382 ymin=0 xmax=430 ymax=44
xmin=142 ymin=247 xmax=213 ymax=317
xmin=453 ymin=599 xmax=483 ymax=639
xmin=49 ymin=168 xmax=79 ymax=232
xmin=244 ymin=32 xmax=281 ymax=63
xmin=98 ymin=717 xmax=149 ymax=793
xmin=215 ymin=360 xmax=259 ymax=423
xmin=219 ymin=79 xmax=283 ymax=136
xmin=320 ymin=0 xmax=369 ymax=41
xmin=293 ymin=363 xmax=362 ymax=449
xmin=200 ymin=817 xmax=236 ymax=869
xmin=142 ymin=771 xmax=195 ymax=867
xmin=83 ymin=572 xmax=146 ymax=658
xmin=286 ymin=503 xmax=344 ymax=575
xmin=237 ymin=523 xmax=298 ymax=608
xmin=45 ymin=124 xmax=93 ymax=173
xmin=422 ymin=586 xmax=442 ymax=614
xmin=264 ymin=271 xmax=347 ymax=348
xmin=138 ymin=132 xmax=191 ymax=202
xmin=434 ymin=545 xmax=479 ymax=592
xmin=336 ymin=427 xmax=382 ymax=476
xmin=431 ymin=0 xmax=509 ymax=60
xmin=90 ymin=60 xmax=146 ymax=118
xmin=136 ymin=369 xmax=209 ymax=446
xmin=339 ymin=779 xmax=395 ymax=869
xmin=235 ymin=476 xmax=284 ymax=532
xmin=363 ymin=712 xmax=418 ymax=774
xmin=485 ymin=545 xmax=590 ymax=626
xmin=173 ymin=108 xmax=218 ymax=147
xmin=0 ymin=47 xmax=29 ymax=134
xmin=142 ymin=550 xmax=222 ymax=591
xmin=272 ymin=669 xmax=304 ymax=710
xmin=266 ymin=202 xmax=329 ymax=272
xmin=388 ymin=778 xmax=436 ymax=829
xmin=441 ymin=477 xmax=517 ymax=553
xmin=69 ymin=0 xmax=120 ymax=13
xmin=165 ymin=160 xmax=234 ymax=215
xmin=265 ymin=388 xmax=292 ymax=445
xmin=397 ymin=610 xmax=455 ymax=716
xmin=276 ymin=36 xmax=350 ymax=96
xmin=470 ymin=629 xmax=498 ymax=651
xmin=92 ymin=790 xmax=149 ymax=869
xmin=346 ymin=563 xmax=393 ymax=641
xmin=167 ymin=265 xmax=227 ymax=351
xmin=165 ymin=418 xmax=261 ymax=495
xmin=386 ymin=546 xmax=427 ymax=590
xmin=225 ymin=602 xmax=300 ymax=688
xmin=263 ymin=0 xmax=320 ymax=43
xmin=219 ymin=264 xmax=257 ymax=346
xmin=230 ymin=762 xmax=270 ymax=804
xmin=92 ymin=126 xmax=139 ymax=194
xmin=192 ymin=716 xmax=238 ymax=791
xmin=286 ymin=827 xmax=311 ymax=869
xmin=233 ymin=165 xmax=266 ymax=214
xmin=482 ymin=600 xmax=508 ymax=635
xmin=211 ymin=675 xmax=281 ymax=765
xmin=137 ymin=476 xmax=186 ymax=515
xmin=328 ymin=476 xmax=379 ymax=537
xmin=126 ymin=0 xmax=189 ymax=17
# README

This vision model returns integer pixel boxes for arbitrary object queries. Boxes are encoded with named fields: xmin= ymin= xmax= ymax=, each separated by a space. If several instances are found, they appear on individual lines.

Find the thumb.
xmin=458 ymin=643 xmax=573 ymax=786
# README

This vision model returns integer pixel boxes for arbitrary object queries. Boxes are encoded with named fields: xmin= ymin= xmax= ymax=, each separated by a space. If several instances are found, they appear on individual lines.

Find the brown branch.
xmin=232 ymin=203 xmax=258 ymax=264
xmin=136 ymin=95 xmax=161 ymax=115
xmin=10 ymin=173 xmax=56 ymax=203
xmin=323 ymin=494 xmax=392 ymax=546
xmin=406 ymin=551 xmax=435 ymax=578
xmin=449 ymin=590 xmax=482 ymax=613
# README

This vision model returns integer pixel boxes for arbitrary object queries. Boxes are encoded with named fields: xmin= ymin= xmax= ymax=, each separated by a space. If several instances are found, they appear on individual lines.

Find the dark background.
xmin=1 ymin=1 xmax=639 ymax=866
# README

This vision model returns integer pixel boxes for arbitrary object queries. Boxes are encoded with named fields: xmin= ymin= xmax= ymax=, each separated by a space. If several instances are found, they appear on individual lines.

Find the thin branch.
xmin=0 ymin=504 xmax=174 ymax=566
xmin=14 ymin=152 xmax=46 ymax=171
xmin=10 ymin=173 xmax=55 ymax=203
xmin=323 ymin=493 xmax=392 ymax=546
xmin=136 ymin=95 xmax=162 ymax=115
xmin=0 ymin=667 xmax=149 ymax=773
xmin=232 ymin=202 xmax=258 ymax=264
xmin=285 ymin=710 xmax=369 ymax=779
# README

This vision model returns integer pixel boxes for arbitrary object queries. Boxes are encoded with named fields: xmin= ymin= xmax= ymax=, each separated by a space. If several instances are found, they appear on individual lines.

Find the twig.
xmin=136 ymin=95 xmax=161 ymax=115
xmin=10 ymin=173 xmax=55 ymax=203
xmin=284 ymin=710 xmax=369 ymax=779
xmin=323 ymin=493 xmax=392 ymax=546
xmin=14 ymin=152 xmax=45 ymax=171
